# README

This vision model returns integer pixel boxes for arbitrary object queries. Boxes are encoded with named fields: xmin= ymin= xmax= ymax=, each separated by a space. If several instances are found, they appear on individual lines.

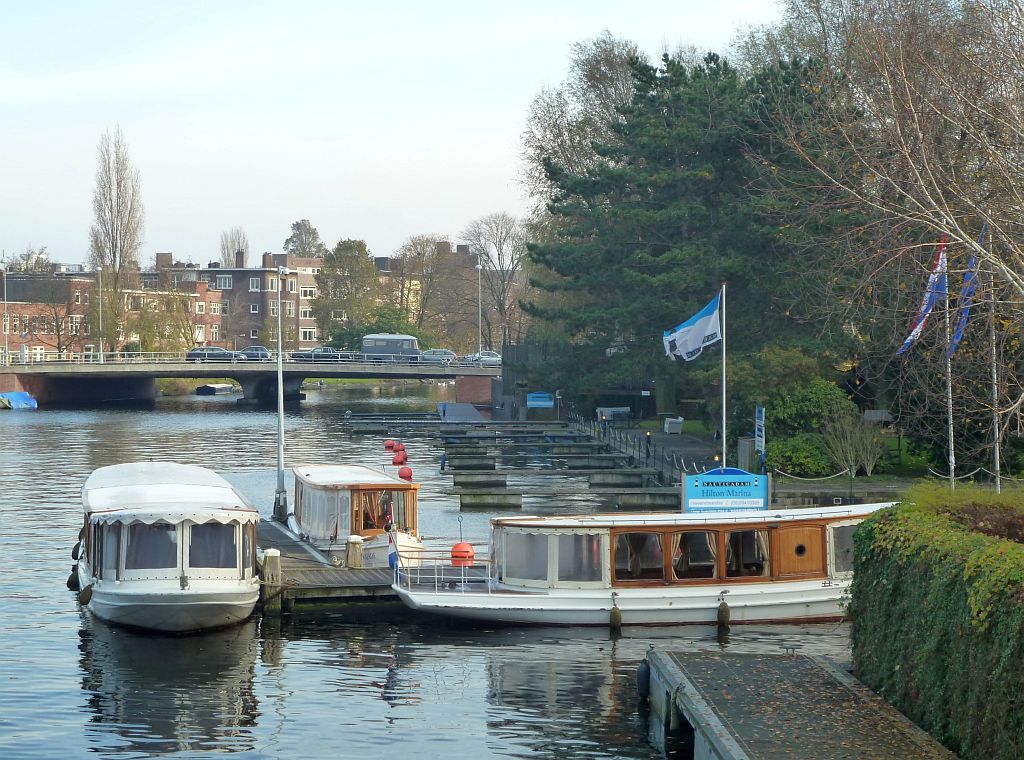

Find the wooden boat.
xmin=392 ymin=503 xmax=893 ymax=626
xmin=287 ymin=464 xmax=423 ymax=568
xmin=74 ymin=462 xmax=260 ymax=633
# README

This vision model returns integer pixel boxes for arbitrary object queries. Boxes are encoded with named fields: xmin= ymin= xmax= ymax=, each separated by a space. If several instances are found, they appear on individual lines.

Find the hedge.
xmin=849 ymin=483 xmax=1024 ymax=758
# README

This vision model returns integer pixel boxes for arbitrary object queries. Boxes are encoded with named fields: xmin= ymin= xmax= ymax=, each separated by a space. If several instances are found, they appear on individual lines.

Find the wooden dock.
xmin=257 ymin=519 xmax=395 ymax=611
xmin=646 ymin=650 xmax=954 ymax=759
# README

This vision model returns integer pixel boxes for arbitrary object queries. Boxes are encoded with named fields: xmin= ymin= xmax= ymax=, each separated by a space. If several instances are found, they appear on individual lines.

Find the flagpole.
xmin=944 ymin=279 xmax=955 ymax=491
xmin=720 ymin=282 xmax=727 ymax=470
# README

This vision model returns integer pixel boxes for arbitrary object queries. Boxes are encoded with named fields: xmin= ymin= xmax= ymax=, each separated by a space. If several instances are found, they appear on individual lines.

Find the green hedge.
xmin=850 ymin=483 xmax=1024 ymax=758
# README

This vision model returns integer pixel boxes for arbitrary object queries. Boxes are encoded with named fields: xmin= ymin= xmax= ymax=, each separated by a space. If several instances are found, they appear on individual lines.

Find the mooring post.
xmin=262 ymin=548 xmax=283 ymax=616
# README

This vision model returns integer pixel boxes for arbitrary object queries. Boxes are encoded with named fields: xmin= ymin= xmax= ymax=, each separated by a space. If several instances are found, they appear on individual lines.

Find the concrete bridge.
xmin=0 ymin=355 xmax=500 ymax=405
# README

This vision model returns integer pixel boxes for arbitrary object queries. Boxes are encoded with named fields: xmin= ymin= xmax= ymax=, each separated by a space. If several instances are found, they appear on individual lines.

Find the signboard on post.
xmin=681 ymin=468 xmax=770 ymax=512
xmin=754 ymin=406 xmax=765 ymax=453
xmin=526 ymin=392 xmax=555 ymax=409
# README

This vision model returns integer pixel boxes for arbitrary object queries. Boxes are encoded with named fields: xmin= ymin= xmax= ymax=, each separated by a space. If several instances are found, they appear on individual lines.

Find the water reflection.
xmin=78 ymin=618 xmax=260 ymax=755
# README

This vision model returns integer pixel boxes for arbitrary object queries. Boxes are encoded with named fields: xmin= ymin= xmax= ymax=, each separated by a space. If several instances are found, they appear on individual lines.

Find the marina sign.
xmin=682 ymin=468 xmax=770 ymax=512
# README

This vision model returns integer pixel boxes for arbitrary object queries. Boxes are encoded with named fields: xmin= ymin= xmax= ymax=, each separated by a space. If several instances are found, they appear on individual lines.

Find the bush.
xmin=764 ymin=432 xmax=831 ymax=476
xmin=850 ymin=483 xmax=1024 ymax=758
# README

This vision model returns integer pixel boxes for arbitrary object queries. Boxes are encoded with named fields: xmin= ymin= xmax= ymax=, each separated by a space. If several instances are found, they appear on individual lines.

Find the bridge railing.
xmin=0 ymin=349 xmax=503 ymax=368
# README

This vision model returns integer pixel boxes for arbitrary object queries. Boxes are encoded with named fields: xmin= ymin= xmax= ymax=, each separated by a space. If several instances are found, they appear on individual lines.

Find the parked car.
xmin=464 ymin=350 xmax=502 ymax=367
xmin=420 ymin=348 xmax=457 ymax=365
xmin=239 ymin=345 xmax=272 ymax=362
xmin=290 ymin=346 xmax=353 ymax=362
xmin=186 ymin=346 xmax=247 ymax=363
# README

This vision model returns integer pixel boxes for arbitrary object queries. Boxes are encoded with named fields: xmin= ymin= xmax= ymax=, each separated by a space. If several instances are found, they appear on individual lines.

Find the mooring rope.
xmin=772 ymin=468 xmax=851 ymax=481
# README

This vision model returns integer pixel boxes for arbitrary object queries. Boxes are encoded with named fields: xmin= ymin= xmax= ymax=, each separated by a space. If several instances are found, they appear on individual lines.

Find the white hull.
xmin=393 ymin=578 xmax=850 ymax=626
xmin=79 ymin=564 xmax=259 ymax=633
xmin=302 ymin=529 xmax=423 ymax=569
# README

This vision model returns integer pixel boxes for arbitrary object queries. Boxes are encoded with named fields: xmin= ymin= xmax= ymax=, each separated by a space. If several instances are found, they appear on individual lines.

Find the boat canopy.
xmin=86 ymin=505 xmax=259 ymax=525
xmin=293 ymin=464 xmax=416 ymax=490
xmin=82 ymin=462 xmax=256 ymax=516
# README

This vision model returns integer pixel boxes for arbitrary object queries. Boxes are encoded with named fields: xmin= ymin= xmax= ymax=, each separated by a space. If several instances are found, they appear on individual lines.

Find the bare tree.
xmin=89 ymin=126 xmax=144 ymax=352
xmin=460 ymin=213 xmax=531 ymax=348
xmin=391 ymin=235 xmax=453 ymax=330
xmin=219 ymin=227 xmax=249 ymax=267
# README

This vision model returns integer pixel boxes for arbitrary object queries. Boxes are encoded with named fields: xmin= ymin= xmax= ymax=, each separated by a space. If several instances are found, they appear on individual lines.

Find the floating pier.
xmin=645 ymin=650 xmax=954 ymax=759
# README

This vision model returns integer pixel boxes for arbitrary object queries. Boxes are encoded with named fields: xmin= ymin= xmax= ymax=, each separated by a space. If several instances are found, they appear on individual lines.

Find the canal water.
xmin=0 ymin=381 xmax=853 ymax=759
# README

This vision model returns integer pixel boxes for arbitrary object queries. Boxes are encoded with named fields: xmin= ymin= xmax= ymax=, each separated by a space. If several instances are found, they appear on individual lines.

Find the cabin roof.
xmin=82 ymin=462 xmax=256 ymax=514
xmin=293 ymin=463 xmax=414 ymax=489
xmin=491 ymin=502 xmax=894 ymax=530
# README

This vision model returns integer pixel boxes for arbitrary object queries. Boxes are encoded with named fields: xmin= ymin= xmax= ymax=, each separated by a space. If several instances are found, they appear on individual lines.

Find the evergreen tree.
xmin=312 ymin=239 xmax=380 ymax=338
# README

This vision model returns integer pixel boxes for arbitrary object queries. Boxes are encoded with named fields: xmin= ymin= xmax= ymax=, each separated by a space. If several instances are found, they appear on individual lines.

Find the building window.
xmin=300 ymin=328 xmax=317 ymax=342
xmin=2 ymin=313 xmax=7 ymax=334
xmin=215 ymin=275 xmax=233 ymax=290
xmin=195 ymin=325 xmax=205 ymax=342
xmin=75 ymin=290 xmax=81 ymax=305
xmin=270 ymin=301 xmax=277 ymax=317
xmin=210 ymin=302 xmax=220 ymax=315
xmin=250 ymin=329 xmax=259 ymax=339
xmin=84 ymin=293 xmax=89 ymax=305
xmin=300 ymin=287 xmax=316 ymax=299
xmin=286 ymin=301 xmax=294 ymax=317
xmin=300 ymin=308 xmax=313 ymax=319
xmin=250 ymin=304 xmax=259 ymax=314
xmin=211 ymin=324 xmax=220 ymax=341
xmin=221 ymin=300 xmax=230 ymax=316
xmin=196 ymin=302 xmax=206 ymax=314
xmin=269 ymin=277 xmax=277 ymax=292
xmin=288 ymin=279 xmax=296 ymax=292
xmin=249 ymin=278 xmax=260 ymax=292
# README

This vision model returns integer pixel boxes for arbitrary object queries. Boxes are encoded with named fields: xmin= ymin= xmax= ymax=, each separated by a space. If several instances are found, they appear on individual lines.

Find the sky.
xmin=0 ymin=1 xmax=782 ymax=267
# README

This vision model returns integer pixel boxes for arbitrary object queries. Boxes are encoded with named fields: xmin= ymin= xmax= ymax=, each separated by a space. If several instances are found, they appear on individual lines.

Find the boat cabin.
xmin=80 ymin=463 xmax=259 ymax=584
xmin=292 ymin=464 xmax=419 ymax=547
xmin=489 ymin=506 xmax=869 ymax=590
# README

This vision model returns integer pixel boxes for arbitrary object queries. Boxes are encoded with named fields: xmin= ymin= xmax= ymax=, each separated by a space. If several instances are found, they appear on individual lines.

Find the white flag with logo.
xmin=663 ymin=293 xmax=722 ymax=361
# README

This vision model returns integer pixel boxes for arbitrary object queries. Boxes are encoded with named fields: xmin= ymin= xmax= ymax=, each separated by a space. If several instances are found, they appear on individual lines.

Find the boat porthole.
xmin=795 ymin=544 xmax=807 ymax=556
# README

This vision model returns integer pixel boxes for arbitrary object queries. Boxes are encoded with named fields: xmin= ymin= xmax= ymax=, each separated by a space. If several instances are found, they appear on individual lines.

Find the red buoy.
xmin=392 ymin=451 xmax=407 ymax=465
xmin=398 ymin=466 xmax=413 ymax=481
xmin=451 ymin=541 xmax=475 ymax=567
xmin=394 ymin=442 xmax=406 ymax=452
xmin=384 ymin=440 xmax=395 ymax=450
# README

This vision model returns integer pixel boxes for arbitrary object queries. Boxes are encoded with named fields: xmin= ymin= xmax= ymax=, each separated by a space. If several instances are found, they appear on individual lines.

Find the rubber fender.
xmin=79 ymin=584 xmax=93 ymax=606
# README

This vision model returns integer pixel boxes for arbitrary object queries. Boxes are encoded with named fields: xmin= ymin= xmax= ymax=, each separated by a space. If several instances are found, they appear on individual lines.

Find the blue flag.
xmin=946 ymin=225 xmax=987 ymax=358
xmin=897 ymin=238 xmax=948 ymax=357
xmin=663 ymin=293 xmax=722 ymax=362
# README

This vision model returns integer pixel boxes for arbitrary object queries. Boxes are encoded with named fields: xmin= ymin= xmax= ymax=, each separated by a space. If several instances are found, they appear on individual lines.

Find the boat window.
xmin=614 ymin=532 xmax=664 ymax=581
xmin=100 ymin=522 xmax=120 ymax=579
xmin=557 ymin=533 xmax=603 ymax=582
xmin=830 ymin=523 xmax=858 ymax=573
xmin=242 ymin=522 xmax=255 ymax=573
xmin=360 ymin=491 xmax=385 ymax=531
xmin=124 ymin=521 xmax=178 ymax=570
xmin=389 ymin=491 xmax=414 ymax=532
xmin=189 ymin=521 xmax=237 ymax=568
xmin=725 ymin=529 xmax=771 ymax=578
xmin=504 ymin=532 xmax=549 ymax=581
xmin=670 ymin=531 xmax=718 ymax=580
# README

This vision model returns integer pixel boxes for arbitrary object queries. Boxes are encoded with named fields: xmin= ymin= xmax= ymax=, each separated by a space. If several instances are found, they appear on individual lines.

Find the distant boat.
xmin=195 ymin=383 xmax=236 ymax=396
xmin=0 ymin=391 xmax=37 ymax=409
xmin=393 ymin=502 xmax=894 ymax=626
xmin=74 ymin=462 xmax=261 ymax=633
xmin=286 ymin=464 xmax=423 ymax=569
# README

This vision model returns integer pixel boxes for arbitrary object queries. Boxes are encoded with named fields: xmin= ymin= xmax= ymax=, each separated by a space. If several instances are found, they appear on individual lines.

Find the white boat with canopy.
xmin=75 ymin=462 xmax=260 ymax=633
xmin=288 ymin=464 xmax=422 ymax=568
xmin=392 ymin=502 xmax=893 ymax=626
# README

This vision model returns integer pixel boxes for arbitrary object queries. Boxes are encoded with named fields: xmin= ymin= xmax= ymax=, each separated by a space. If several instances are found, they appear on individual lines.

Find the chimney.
xmin=435 ymin=241 xmax=452 ymax=256
xmin=262 ymin=252 xmax=273 ymax=268
xmin=155 ymin=252 xmax=172 ymax=270
xmin=235 ymin=250 xmax=245 ymax=268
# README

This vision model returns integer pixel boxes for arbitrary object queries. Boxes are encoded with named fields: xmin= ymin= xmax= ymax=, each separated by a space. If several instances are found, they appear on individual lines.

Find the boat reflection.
xmin=77 ymin=617 xmax=260 ymax=754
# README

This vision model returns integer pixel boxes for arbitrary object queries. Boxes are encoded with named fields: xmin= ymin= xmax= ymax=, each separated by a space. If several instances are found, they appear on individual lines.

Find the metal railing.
xmin=0 ymin=350 xmax=503 ymax=368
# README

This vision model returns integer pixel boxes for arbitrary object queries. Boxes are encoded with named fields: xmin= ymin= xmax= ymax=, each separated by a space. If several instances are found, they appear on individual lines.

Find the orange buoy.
xmin=384 ymin=440 xmax=395 ymax=450
xmin=398 ymin=466 xmax=413 ymax=481
xmin=451 ymin=541 xmax=475 ymax=567
xmin=394 ymin=442 xmax=406 ymax=452
xmin=392 ymin=451 xmax=407 ymax=465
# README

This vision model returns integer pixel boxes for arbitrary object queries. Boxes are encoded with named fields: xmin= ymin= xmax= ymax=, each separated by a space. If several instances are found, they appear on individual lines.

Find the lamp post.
xmin=476 ymin=253 xmax=482 ymax=356
xmin=273 ymin=266 xmax=290 ymax=522
xmin=2 ymin=266 xmax=7 ymax=366
xmin=97 ymin=268 xmax=104 ymax=364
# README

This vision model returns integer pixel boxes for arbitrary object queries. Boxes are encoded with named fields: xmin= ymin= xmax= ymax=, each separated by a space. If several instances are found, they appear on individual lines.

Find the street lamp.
xmin=476 ymin=253 xmax=482 ymax=357
xmin=273 ymin=266 xmax=290 ymax=522
xmin=1 ymin=266 xmax=7 ymax=366
xmin=97 ymin=268 xmax=104 ymax=364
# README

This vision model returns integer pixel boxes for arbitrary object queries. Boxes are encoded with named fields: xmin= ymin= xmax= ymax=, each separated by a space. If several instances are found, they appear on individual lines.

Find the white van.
xmin=360 ymin=333 xmax=421 ymax=362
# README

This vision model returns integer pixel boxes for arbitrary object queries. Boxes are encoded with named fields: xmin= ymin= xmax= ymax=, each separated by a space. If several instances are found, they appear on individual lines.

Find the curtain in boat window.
xmin=671 ymin=531 xmax=718 ymax=580
xmin=189 ymin=521 xmax=237 ymax=568
xmin=615 ymin=533 xmax=664 ymax=581
xmin=725 ymin=529 xmax=771 ymax=577
xmin=124 ymin=521 xmax=177 ymax=570
xmin=242 ymin=523 xmax=255 ymax=575
xmin=504 ymin=532 xmax=549 ymax=581
xmin=100 ymin=522 xmax=120 ymax=578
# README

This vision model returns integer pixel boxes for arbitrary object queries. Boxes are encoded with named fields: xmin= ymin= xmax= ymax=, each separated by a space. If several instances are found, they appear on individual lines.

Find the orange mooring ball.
xmin=398 ymin=466 xmax=413 ymax=481
xmin=392 ymin=451 xmax=407 ymax=465
xmin=394 ymin=442 xmax=406 ymax=452
xmin=384 ymin=439 xmax=395 ymax=450
xmin=451 ymin=541 xmax=475 ymax=567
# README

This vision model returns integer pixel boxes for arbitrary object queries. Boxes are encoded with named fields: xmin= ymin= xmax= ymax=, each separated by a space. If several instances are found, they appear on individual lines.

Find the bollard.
xmin=346 ymin=535 xmax=364 ymax=568
xmin=262 ymin=548 xmax=283 ymax=616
